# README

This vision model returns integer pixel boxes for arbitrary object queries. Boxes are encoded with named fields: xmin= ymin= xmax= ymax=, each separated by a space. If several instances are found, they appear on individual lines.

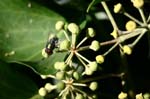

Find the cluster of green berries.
xmin=112 ymin=0 xmax=148 ymax=55
xmin=39 ymin=21 xmax=105 ymax=98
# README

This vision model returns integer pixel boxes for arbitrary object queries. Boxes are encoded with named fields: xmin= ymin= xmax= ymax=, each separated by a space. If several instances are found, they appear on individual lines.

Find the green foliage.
xmin=0 ymin=61 xmax=42 ymax=99
xmin=0 ymin=0 xmax=150 ymax=99
xmin=0 ymin=0 xmax=68 ymax=74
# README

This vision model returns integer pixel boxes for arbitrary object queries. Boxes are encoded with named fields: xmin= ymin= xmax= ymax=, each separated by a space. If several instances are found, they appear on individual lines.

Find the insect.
xmin=42 ymin=35 xmax=59 ymax=58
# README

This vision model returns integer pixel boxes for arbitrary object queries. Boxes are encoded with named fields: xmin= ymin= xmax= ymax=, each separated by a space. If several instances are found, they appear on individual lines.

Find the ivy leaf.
xmin=0 ymin=0 xmax=67 ymax=74
xmin=0 ymin=61 xmax=43 ymax=99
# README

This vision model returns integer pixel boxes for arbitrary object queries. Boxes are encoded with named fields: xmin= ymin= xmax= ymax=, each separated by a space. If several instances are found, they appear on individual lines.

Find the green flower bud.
xmin=131 ymin=0 xmax=144 ymax=8
xmin=38 ymin=87 xmax=47 ymax=96
xmin=59 ymin=40 xmax=70 ymax=51
xmin=42 ymin=48 xmax=48 ymax=58
xmin=123 ymin=45 xmax=132 ymax=55
xmin=67 ymin=23 xmax=79 ymax=34
xmin=54 ymin=62 xmax=61 ymax=70
xmin=96 ymin=55 xmax=104 ymax=64
xmin=56 ymin=71 xmax=65 ymax=80
xmin=75 ymin=94 xmax=84 ymax=99
xmin=114 ymin=3 xmax=124 ymax=13
xmin=89 ymin=82 xmax=98 ymax=91
xmin=125 ymin=20 xmax=136 ymax=31
xmin=89 ymin=40 xmax=100 ymax=51
xmin=40 ymin=75 xmax=47 ymax=79
xmin=73 ymin=72 xmax=79 ymax=80
xmin=44 ymin=83 xmax=56 ymax=93
xmin=85 ymin=67 xmax=94 ymax=75
xmin=88 ymin=61 xmax=98 ymax=71
xmin=143 ymin=93 xmax=150 ymax=99
xmin=86 ymin=27 xmax=95 ymax=37
xmin=136 ymin=93 xmax=143 ymax=99
xmin=54 ymin=62 xmax=67 ymax=70
xmin=110 ymin=29 xmax=118 ymax=38
xmin=57 ymin=81 xmax=65 ymax=90
xmin=55 ymin=21 xmax=65 ymax=31
xmin=118 ymin=92 xmax=127 ymax=99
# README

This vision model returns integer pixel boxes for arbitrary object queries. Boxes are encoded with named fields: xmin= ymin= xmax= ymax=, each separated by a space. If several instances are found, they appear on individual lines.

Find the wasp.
xmin=42 ymin=35 xmax=59 ymax=58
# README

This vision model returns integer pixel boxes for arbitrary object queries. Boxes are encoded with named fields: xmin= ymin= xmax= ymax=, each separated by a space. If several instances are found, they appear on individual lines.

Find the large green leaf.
xmin=0 ymin=61 xmax=43 ymax=99
xmin=0 ymin=0 xmax=67 ymax=74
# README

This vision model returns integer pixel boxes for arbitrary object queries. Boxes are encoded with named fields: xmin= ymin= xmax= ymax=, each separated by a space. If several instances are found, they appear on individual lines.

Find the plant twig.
xmin=101 ymin=1 xmax=119 ymax=30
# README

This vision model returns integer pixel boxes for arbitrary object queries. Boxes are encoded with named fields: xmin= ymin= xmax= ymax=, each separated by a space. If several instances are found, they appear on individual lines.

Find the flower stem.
xmin=75 ymin=52 xmax=91 ymax=63
xmin=76 ymin=37 xmax=88 ymax=48
xmin=103 ymin=42 xmax=119 ymax=56
xmin=147 ymin=14 xmax=150 ymax=22
xmin=101 ymin=1 xmax=119 ymax=30
xmin=73 ymin=83 xmax=87 ymax=87
xmin=72 ymin=34 xmax=76 ymax=49
xmin=76 ymin=54 xmax=88 ymax=68
xmin=130 ymin=30 xmax=146 ymax=47
xmin=138 ymin=8 xmax=147 ymax=25
xmin=77 ymin=39 xmax=117 ymax=52
xmin=63 ymin=30 xmax=70 ymax=41
xmin=124 ymin=12 xmax=143 ymax=26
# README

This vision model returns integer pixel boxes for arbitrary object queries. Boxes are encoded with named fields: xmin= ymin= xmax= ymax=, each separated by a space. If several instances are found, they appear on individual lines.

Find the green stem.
xmin=118 ymin=28 xmax=147 ymax=43
xmin=77 ymin=39 xmax=117 ymax=52
xmin=72 ymin=34 xmax=76 ymax=49
xmin=63 ymin=30 xmax=70 ymax=41
xmin=76 ymin=37 xmax=88 ymax=48
xmin=75 ymin=52 xmax=91 ymax=63
xmin=73 ymin=83 xmax=87 ymax=87
xmin=147 ymin=14 xmax=150 ymax=23
xmin=130 ymin=30 xmax=146 ymax=47
xmin=86 ymin=0 xmax=95 ymax=13
xmin=103 ymin=42 xmax=119 ymax=56
xmin=65 ymin=52 xmax=74 ymax=65
xmin=101 ymin=1 xmax=119 ymax=30
xmin=76 ymin=54 xmax=88 ymax=68
xmin=74 ymin=88 xmax=93 ymax=99
xmin=79 ymin=73 xmax=124 ymax=83
xmin=138 ymin=8 xmax=147 ymax=25
xmin=124 ymin=12 xmax=143 ymax=26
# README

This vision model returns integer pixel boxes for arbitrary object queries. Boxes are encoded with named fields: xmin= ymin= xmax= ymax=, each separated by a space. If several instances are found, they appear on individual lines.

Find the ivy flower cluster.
xmin=37 ymin=0 xmax=150 ymax=98
xmin=39 ymin=21 xmax=104 ymax=99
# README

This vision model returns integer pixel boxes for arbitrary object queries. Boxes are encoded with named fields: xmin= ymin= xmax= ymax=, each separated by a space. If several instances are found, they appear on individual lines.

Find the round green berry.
xmin=44 ymin=83 xmax=56 ymax=93
xmin=67 ymin=23 xmax=79 ymax=34
xmin=85 ymin=67 xmax=93 ymax=75
xmin=123 ymin=45 xmax=132 ymax=55
xmin=56 ymin=71 xmax=65 ymax=80
xmin=38 ymin=87 xmax=47 ymax=96
xmin=89 ymin=82 xmax=98 ymax=91
xmin=54 ymin=62 xmax=67 ymax=70
xmin=59 ymin=40 xmax=70 ymax=51
xmin=55 ymin=21 xmax=64 ymax=31
xmin=54 ymin=62 xmax=61 ymax=70
xmin=96 ymin=55 xmax=104 ymax=64
xmin=75 ymin=94 xmax=84 ymax=99
xmin=89 ymin=40 xmax=100 ymax=51
xmin=73 ymin=72 xmax=79 ymax=80
xmin=88 ymin=61 xmax=98 ymax=72
xmin=86 ymin=27 xmax=95 ymax=37
xmin=114 ymin=3 xmax=123 ymax=13
xmin=118 ymin=92 xmax=127 ymax=99
xmin=57 ymin=81 xmax=65 ymax=90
